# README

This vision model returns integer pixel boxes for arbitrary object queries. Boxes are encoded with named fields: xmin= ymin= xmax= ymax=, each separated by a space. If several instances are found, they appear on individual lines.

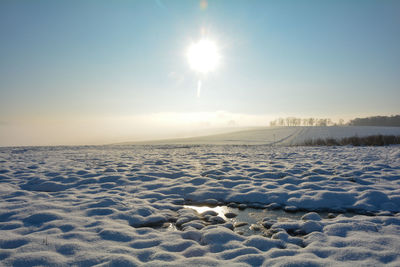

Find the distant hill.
xmin=116 ymin=126 xmax=400 ymax=146
xmin=348 ymin=115 xmax=400 ymax=127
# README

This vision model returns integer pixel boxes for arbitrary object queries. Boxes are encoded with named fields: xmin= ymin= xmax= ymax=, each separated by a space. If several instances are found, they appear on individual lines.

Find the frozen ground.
xmin=127 ymin=126 xmax=400 ymax=145
xmin=1 ymin=145 xmax=400 ymax=266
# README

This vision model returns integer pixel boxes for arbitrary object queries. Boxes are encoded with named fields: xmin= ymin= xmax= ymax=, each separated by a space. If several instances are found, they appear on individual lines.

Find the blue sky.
xmin=1 ymin=0 xmax=399 ymax=145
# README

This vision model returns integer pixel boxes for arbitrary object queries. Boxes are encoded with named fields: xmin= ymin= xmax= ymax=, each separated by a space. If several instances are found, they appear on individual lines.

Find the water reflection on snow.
xmin=184 ymin=205 xmax=229 ymax=220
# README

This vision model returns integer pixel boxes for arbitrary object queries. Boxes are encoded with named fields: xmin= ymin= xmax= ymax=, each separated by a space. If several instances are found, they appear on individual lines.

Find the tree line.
xmin=270 ymin=115 xmax=400 ymax=127
xmin=348 ymin=115 xmax=400 ymax=127
xmin=269 ymin=117 xmax=345 ymax=127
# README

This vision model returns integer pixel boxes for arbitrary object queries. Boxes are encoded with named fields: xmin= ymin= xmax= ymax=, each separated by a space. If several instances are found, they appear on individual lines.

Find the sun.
xmin=187 ymin=39 xmax=220 ymax=74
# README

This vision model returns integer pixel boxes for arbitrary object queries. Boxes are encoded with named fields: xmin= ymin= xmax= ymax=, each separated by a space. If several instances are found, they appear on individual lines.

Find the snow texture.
xmin=1 ymin=144 xmax=400 ymax=266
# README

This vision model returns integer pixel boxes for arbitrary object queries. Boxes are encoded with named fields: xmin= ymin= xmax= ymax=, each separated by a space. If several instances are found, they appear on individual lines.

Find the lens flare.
xmin=200 ymin=0 xmax=208 ymax=10
xmin=197 ymin=79 xmax=202 ymax=98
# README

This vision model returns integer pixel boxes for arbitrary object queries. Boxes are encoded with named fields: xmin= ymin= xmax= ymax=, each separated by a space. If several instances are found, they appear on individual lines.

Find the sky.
xmin=1 ymin=0 xmax=400 ymax=146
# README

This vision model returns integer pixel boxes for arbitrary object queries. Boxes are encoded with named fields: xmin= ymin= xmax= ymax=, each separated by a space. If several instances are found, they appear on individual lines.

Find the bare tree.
xmin=268 ymin=117 xmax=337 ymax=127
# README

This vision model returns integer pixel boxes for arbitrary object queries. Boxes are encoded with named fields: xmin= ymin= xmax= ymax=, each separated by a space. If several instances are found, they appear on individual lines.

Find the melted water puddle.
xmin=152 ymin=204 xmax=371 ymax=236
xmin=184 ymin=205 xmax=309 ymax=236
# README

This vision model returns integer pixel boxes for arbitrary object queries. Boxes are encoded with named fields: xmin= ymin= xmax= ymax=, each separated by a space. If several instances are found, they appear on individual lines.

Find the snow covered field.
xmin=131 ymin=126 xmax=400 ymax=145
xmin=1 ymin=144 xmax=400 ymax=266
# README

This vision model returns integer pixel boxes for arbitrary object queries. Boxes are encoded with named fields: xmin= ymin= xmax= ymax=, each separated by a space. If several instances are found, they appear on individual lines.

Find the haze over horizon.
xmin=1 ymin=0 xmax=400 ymax=146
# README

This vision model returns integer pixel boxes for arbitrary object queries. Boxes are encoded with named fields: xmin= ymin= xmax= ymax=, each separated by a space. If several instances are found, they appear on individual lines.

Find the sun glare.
xmin=187 ymin=39 xmax=220 ymax=73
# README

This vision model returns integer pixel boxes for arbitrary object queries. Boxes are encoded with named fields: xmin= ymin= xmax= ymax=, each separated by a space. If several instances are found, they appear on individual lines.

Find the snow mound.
xmin=1 ymin=145 xmax=400 ymax=266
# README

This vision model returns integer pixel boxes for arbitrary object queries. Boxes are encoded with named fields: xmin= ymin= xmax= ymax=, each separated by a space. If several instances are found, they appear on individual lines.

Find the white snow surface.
xmin=1 ymin=145 xmax=400 ymax=266
xmin=128 ymin=126 xmax=400 ymax=145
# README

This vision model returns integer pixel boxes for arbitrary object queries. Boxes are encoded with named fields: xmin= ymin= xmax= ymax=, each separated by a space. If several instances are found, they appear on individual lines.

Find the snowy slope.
xmin=1 ymin=145 xmax=400 ymax=266
xmin=127 ymin=126 xmax=400 ymax=146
